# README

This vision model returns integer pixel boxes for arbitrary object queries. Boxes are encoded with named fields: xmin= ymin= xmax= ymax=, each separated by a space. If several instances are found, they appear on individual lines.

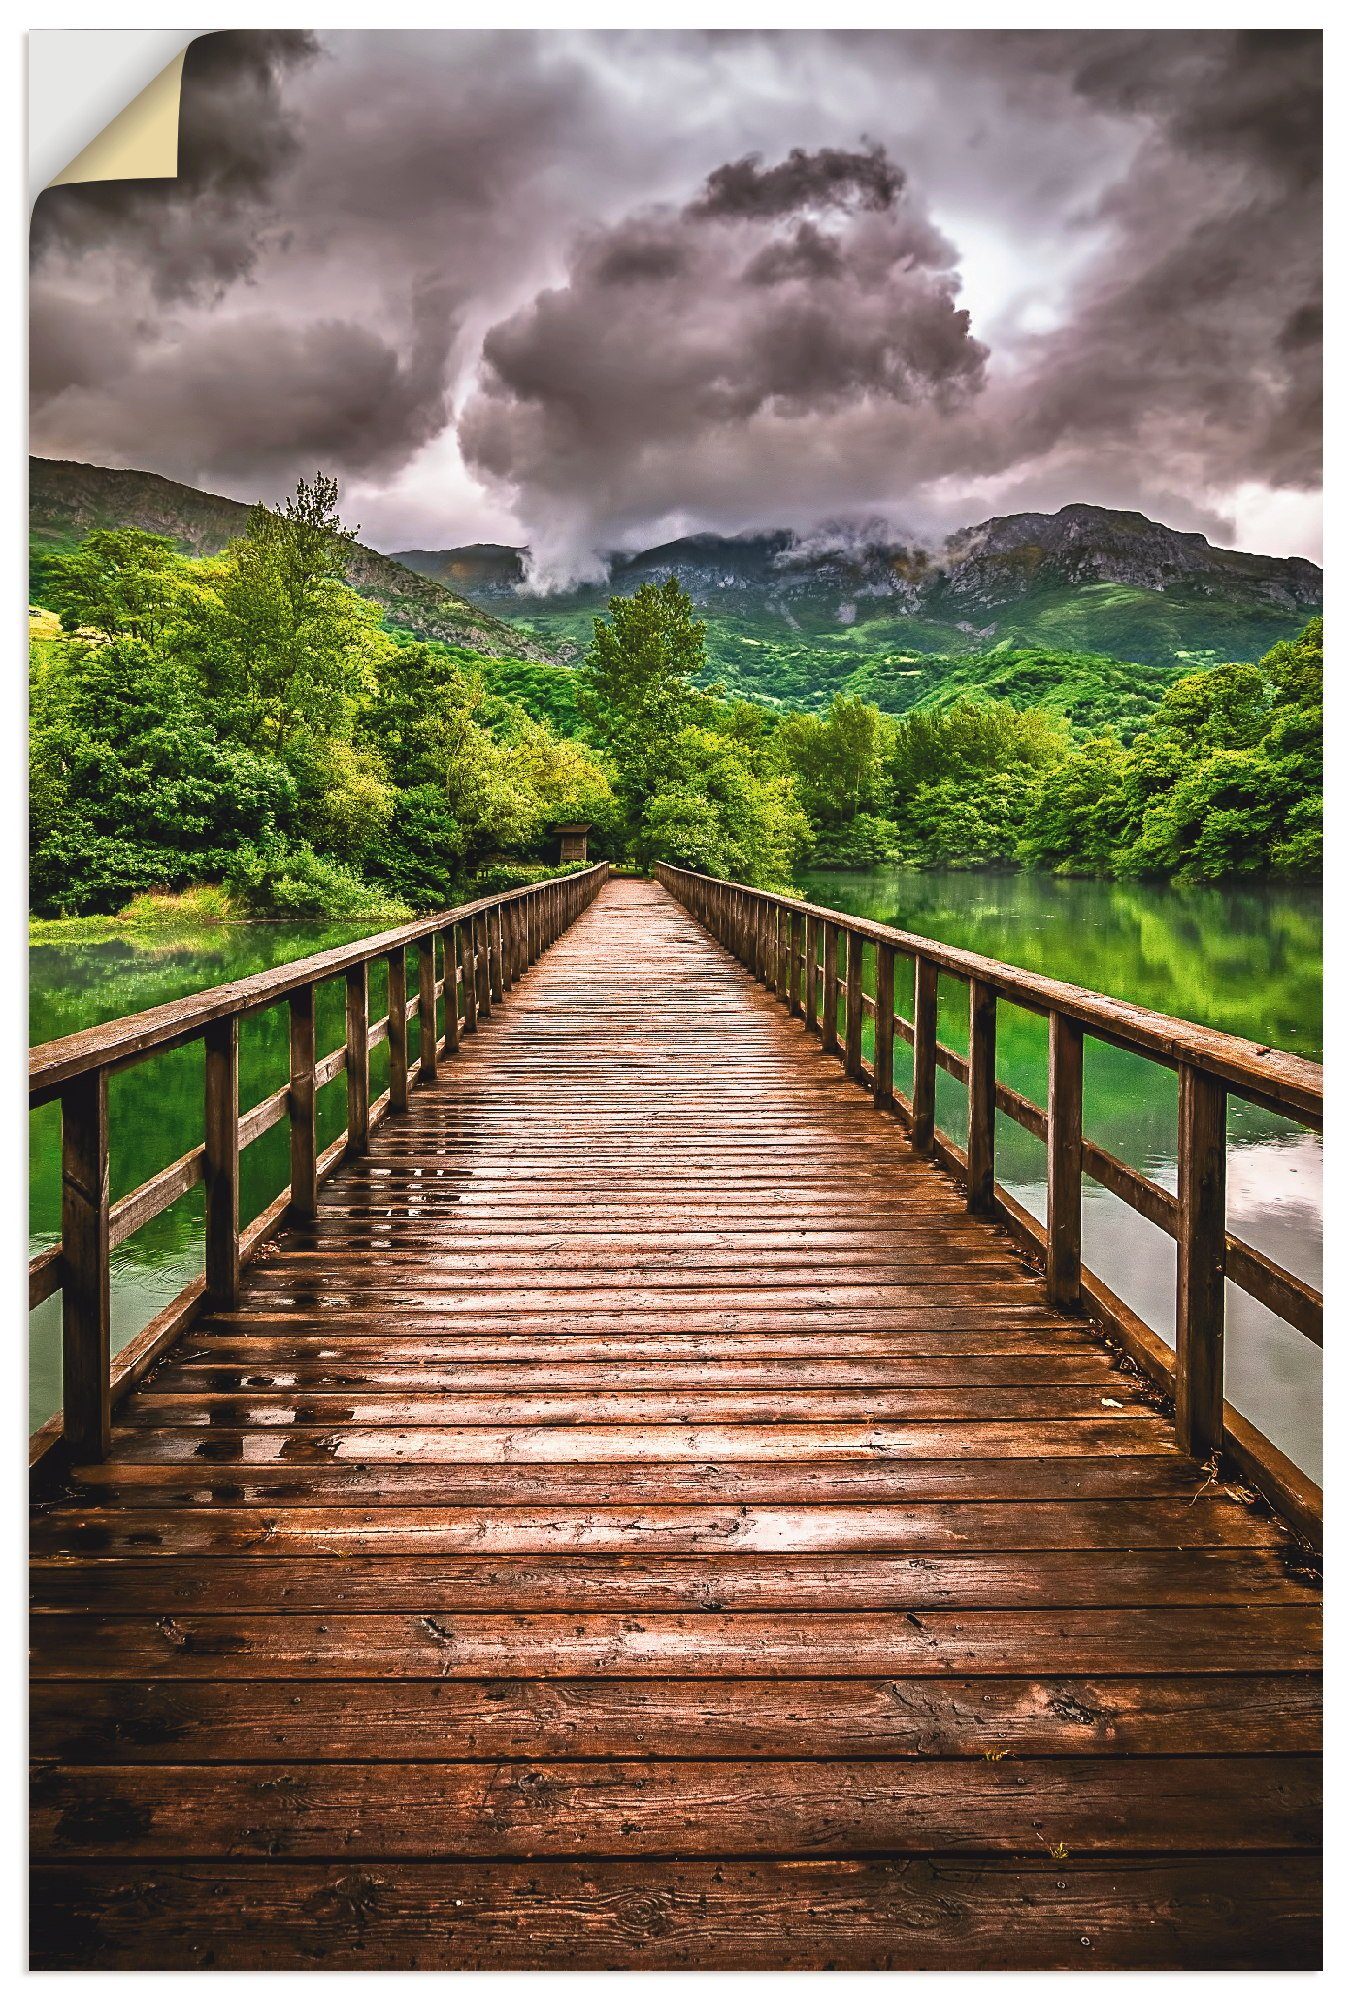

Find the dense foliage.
xmin=29 ymin=479 xmax=1322 ymax=918
xmin=30 ymin=478 xmax=616 ymax=918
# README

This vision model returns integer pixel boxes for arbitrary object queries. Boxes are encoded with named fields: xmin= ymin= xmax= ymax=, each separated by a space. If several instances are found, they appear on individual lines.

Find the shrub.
xmin=225 ymin=842 xmax=411 ymax=922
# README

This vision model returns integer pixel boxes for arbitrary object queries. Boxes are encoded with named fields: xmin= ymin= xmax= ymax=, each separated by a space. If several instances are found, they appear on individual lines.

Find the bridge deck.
xmin=30 ymin=878 xmax=1320 ymax=1969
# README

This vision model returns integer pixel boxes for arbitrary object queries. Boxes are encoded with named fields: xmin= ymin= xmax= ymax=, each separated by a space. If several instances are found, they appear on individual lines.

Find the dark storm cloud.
xmin=689 ymin=143 xmax=905 ymax=220
xmin=29 ymin=28 xmax=1321 ymax=558
xmin=459 ymin=145 xmax=988 ymax=582
xmin=35 ymin=306 xmax=452 ymax=491
xmin=978 ymin=28 xmax=1322 ymax=502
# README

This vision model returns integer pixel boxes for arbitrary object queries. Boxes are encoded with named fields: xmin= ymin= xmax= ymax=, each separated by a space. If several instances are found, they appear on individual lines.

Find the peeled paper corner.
xmin=47 ymin=47 xmax=188 ymax=189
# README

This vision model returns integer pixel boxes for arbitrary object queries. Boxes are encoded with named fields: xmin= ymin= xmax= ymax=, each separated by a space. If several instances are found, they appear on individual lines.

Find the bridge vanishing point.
xmin=29 ymin=865 xmax=1321 ymax=1968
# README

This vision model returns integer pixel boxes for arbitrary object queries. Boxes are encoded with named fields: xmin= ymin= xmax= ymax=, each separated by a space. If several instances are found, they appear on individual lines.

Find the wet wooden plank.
xmin=31 ymin=1497 xmax=1286 ymax=1559
xmin=28 ymin=1546 xmax=1315 ymax=1613
xmin=31 ymin=1756 xmax=1321 ymax=1859
xmin=31 ymin=1672 xmax=1321 ymax=1763
xmin=28 ymin=1855 xmax=1323 ymax=1971
xmin=29 ymin=1605 xmax=1321 ymax=1680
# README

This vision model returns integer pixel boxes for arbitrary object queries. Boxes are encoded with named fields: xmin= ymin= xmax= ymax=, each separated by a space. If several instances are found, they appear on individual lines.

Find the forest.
xmin=29 ymin=477 xmax=1322 ymax=920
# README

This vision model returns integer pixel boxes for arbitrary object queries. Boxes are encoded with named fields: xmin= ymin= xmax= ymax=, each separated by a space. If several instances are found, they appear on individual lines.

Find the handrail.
xmin=655 ymin=861 xmax=1322 ymax=1545
xmin=28 ymin=862 xmax=610 ymax=1469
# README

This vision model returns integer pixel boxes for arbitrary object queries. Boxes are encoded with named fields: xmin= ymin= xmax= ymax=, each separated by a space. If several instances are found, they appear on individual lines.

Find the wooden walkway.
xmin=30 ymin=879 xmax=1321 ymax=1969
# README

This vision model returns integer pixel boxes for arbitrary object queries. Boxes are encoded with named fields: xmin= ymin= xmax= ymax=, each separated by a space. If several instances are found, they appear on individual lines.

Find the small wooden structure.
xmin=555 ymin=821 xmax=591 ymax=864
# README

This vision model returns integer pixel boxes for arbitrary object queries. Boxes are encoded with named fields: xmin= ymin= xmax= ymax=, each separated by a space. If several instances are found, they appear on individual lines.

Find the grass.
xmin=29 ymin=883 xmax=247 ymax=944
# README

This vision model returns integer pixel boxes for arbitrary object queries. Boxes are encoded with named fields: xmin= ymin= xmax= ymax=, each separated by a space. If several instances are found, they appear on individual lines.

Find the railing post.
xmin=489 ymin=906 xmax=505 ymax=1002
xmin=1045 ymin=1012 xmax=1083 ymax=1307
xmin=418 ymin=936 xmax=438 ymax=1083
xmin=476 ymin=913 xmax=493 ymax=1018
xmin=1175 ymin=1064 xmax=1228 ymax=1460
xmin=204 ymin=1015 xmax=240 ymax=1307
xmin=912 ymin=957 xmax=937 ymax=1154
xmin=462 ymin=920 xmax=480 ymax=1034
xmin=967 ymin=978 xmax=996 ymax=1215
xmin=387 ymin=950 xmax=409 ymax=1113
xmin=788 ymin=911 xmax=803 ymax=1019
xmin=821 ymin=920 xmax=840 ymax=1055
xmin=844 ymin=932 xmax=864 ymax=1077
xmin=289 ymin=985 xmax=318 ymax=1216
xmin=345 ymin=962 xmax=370 ymax=1156
xmin=442 ymin=927 xmax=461 ymax=1054
xmin=805 ymin=916 xmax=819 ymax=1032
xmin=60 ymin=1069 xmax=110 ymax=1460
xmin=874 ymin=943 xmax=896 ymax=1110
xmin=495 ymin=906 xmax=510 ymax=995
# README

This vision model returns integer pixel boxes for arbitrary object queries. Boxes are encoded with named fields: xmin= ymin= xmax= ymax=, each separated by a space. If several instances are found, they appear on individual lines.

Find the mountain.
xmin=29 ymin=458 xmax=554 ymax=664
xmin=398 ymin=504 xmax=1321 ymax=707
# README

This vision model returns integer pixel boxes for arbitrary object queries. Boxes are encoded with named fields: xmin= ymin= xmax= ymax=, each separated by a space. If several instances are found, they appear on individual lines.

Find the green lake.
xmin=30 ymin=871 xmax=1322 ymax=1478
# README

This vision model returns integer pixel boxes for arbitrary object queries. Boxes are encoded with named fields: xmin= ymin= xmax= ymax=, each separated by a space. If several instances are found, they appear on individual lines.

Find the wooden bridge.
xmin=29 ymin=866 xmax=1321 ymax=1969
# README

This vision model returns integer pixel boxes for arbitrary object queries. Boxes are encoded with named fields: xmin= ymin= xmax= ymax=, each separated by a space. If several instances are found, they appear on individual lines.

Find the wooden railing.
xmin=656 ymin=862 xmax=1322 ymax=1544
xmin=29 ymin=863 xmax=610 ymax=1469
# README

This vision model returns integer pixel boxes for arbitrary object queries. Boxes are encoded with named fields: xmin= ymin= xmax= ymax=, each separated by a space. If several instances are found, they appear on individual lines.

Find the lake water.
xmin=795 ymin=867 xmax=1322 ymax=1479
xmin=30 ymin=872 xmax=1322 ymax=1479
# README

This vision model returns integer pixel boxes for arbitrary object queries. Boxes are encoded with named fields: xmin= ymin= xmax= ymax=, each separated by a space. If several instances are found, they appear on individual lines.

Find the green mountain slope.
xmin=29 ymin=457 xmax=554 ymax=664
xmin=402 ymin=504 xmax=1320 ymax=708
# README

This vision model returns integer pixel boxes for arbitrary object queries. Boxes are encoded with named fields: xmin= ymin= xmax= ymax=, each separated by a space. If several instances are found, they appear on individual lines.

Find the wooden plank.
xmin=912 ymin=957 xmax=937 ymax=1153
xmin=238 ymin=1086 xmax=288 ymax=1153
xmin=28 ymin=1606 xmax=1321 ymax=1681
xmin=51 ymin=1455 xmax=1227 ymax=1507
xmin=29 ymin=1548 xmax=1314 ymax=1614
xmin=107 ymin=1146 xmax=205 ymax=1251
xmin=30 ymin=1673 xmax=1321 ymax=1763
xmin=31 ymin=1498 xmax=1286 ymax=1558
xmin=29 ymin=1241 xmax=62 ymax=1309
xmin=31 ymin=1756 xmax=1320 ymax=1859
xmin=313 ymin=1045 xmax=347 ymax=1090
xmin=844 ymin=931 xmax=864 ymax=1077
xmin=27 ymin=1854 xmax=1322 ymax=1971
xmin=821 ymin=919 xmax=840 ymax=1054
xmin=461 ymin=920 xmax=479 ymax=1035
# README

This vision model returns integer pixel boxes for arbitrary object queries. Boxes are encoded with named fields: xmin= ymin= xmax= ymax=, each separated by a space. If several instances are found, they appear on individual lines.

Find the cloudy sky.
xmin=31 ymin=28 xmax=1322 ymax=580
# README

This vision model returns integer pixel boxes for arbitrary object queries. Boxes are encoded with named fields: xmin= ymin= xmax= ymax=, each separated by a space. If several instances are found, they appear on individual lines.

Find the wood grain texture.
xmin=30 ymin=879 xmax=1320 ymax=1970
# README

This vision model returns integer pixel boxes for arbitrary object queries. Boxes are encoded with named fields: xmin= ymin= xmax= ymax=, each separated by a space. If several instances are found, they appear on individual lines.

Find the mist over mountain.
xmin=401 ymin=503 xmax=1317 ymax=637
xmin=393 ymin=504 xmax=1319 ymax=705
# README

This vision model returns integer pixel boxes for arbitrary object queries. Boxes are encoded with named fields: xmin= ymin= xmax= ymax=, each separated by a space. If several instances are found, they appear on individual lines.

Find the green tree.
xmin=638 ymin=725 xmax=810 ymax=886
xmin=209 ymin=474 xmax=382 ymax=753
xmin=41 ymin=528 xmax=196 ymax=646
xmin=579 ymin=577 xmax=711 ymax=817
xmin=777 ymin=694 xmax=894 ymax=830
